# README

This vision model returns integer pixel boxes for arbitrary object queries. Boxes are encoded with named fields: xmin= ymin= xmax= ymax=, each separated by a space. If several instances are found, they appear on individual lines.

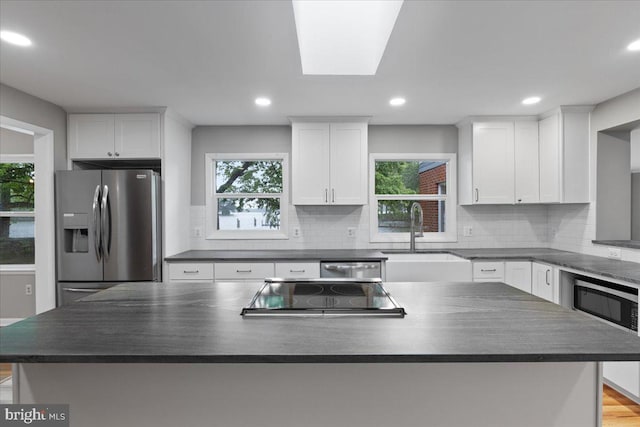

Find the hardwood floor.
xmin=0 ymin=363 xmax=11 ymax=382
xmin=603 ymin=384 xmax=640 ymax=427
xmin=0 ymin=363 xmax=638 ymax=425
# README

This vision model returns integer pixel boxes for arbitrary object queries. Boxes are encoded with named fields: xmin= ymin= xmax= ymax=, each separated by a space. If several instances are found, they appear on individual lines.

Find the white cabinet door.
xmin=168 ymin=263 xmax=214 ymax=281
xmin=472 ymin=262 xmax=505 ymax=281
xmin=532 ymin=262 xmax=555 ymax=302
xmin=69 ymin=114 xmax=115 ymax=159
xmin=292 ymin=123 xmax=331 ymax=205
xmin=330 ymin=123 xmax=367 ymax=205
xmin=472 ymin=122 xmax=515 ymax=204
xmin=538 ymin=114 xmax=561 ymax=202
xmin=514 ymin=122 xmax=539 ymax=203
xmin=274 ymin=262 xmax=320 ymax=278
xmin=214 ymin=262 xmax=275 ymax=280
xmin=114 ymin=114 xmax=161 ymax=159
xmin=504 ymin=261 xmax=532 ymax=293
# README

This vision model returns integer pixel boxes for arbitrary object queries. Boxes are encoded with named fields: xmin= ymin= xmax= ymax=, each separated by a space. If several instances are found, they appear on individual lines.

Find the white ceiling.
xmin=1 ymin=0 xmax=639 ymax=125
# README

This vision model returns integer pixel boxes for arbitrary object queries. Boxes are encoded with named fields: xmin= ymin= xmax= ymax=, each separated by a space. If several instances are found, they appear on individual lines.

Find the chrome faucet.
xmin=409 ymin=202 xmax=424 ymax=253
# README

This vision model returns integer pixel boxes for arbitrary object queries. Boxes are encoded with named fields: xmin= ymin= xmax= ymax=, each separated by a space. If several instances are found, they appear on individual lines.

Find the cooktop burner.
xmin=241 ymin=278 xmax=406 ymax=317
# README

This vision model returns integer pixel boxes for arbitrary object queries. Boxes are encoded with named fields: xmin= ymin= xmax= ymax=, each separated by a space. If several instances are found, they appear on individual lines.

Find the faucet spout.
xmin=409 ymin=202 xmax=424 ymax=253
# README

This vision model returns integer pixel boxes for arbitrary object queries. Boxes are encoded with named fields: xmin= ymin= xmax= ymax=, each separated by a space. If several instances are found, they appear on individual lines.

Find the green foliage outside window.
xmin=0 ymin=163 xmax=35 ymax=264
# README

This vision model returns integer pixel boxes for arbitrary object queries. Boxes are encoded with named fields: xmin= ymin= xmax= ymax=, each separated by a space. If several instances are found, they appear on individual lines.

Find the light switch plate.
xmin=293 ymin=227 xmax=301 ymax=238
xmin=463 ymin=226 xmax=473 ymax=237
xmin=192 ymin=227 xmax=202 ymax=238
xmin=347 ymin=227 xmax=356 ymax=238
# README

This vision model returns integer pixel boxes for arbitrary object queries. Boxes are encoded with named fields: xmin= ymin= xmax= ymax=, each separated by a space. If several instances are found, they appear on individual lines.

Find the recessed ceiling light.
xmin=389 ymin=97 xmax=406 ymax=106
xmin=292 ymin=0 xmax=404 ymax=75
xmin=627 ymin=38 xmax=640 ymax=51
xmin=522 ymin=96 xmax=541 ymax=105
xmin=0 ymin=30 xmax=32 ymax=47
xmin=255 ymin=97 xmax=271 ymax=107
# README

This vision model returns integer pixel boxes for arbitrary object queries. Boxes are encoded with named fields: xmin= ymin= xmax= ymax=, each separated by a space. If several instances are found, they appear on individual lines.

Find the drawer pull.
xmin=183 ymin=270 xmax=199 ymax=274
xmin=237 ymin=269 xmax=252 ymax=273
xmin=480 ymin=269 xmax=497 ymax=272
xmin=290 ymin=269 xmax=306 ymax=273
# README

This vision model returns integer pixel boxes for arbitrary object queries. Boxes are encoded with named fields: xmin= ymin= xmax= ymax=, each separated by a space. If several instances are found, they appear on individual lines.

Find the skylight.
xmin=292 ymin=0 xmax=404 ymax=75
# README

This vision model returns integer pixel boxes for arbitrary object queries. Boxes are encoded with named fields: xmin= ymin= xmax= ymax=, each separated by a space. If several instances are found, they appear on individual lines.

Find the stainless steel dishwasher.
xmin=320 ymin=261 xmax=382 ymax=279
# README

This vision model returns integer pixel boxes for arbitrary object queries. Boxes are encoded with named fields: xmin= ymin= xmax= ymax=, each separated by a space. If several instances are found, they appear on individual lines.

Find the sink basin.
xmin=384 ymin=252 xmax=472 ymax=282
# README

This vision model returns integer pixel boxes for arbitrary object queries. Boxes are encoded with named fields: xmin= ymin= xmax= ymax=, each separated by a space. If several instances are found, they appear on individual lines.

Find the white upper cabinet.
xmin=471 ymin=122 xmax=515 ymax=204
xmin=292 ymin=121 xmax=367 ymax=205
xmin=514 ymin=121 xmax=540 ymax=203
xmin=538 ymin=107 xmax=592 ymax=203
xmin=69 ymin=113 xmax=161 ymax=160
xmin=458 ymin=106 xmax=592 ymax=205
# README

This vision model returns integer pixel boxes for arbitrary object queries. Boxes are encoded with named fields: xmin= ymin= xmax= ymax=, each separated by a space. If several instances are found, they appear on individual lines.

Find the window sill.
xmin=0 ymin=264 xmax=36 ymax=272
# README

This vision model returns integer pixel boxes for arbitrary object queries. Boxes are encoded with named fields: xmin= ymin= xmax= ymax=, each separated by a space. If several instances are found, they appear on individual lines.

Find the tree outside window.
xmin=0 ymin=162 xmax=35 ymax=264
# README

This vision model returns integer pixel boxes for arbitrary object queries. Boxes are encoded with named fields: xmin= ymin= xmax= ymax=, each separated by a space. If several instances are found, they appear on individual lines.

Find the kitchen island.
xmin=2 ymin=281 xmax=640 ymax=427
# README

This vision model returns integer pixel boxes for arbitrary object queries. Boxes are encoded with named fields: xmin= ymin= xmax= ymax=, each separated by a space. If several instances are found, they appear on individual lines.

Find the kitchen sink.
xmin=384 ymin=252 xmax=472 ymax=282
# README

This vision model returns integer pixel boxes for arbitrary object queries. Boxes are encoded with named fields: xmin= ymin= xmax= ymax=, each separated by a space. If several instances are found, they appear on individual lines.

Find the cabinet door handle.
xmin=114 ymin=152 xmax=120 ymax=157
xmin=107 ymin=152 xmax=113 ymax=157
xmin=545 ymin=269 xmax=550 ymax=285
xmin=481 ymin=269 xmax=497 ymax=272
xmin=290 ymin=269 xmax=306 ymax=273
xmin=183 ymin=270 xmax=199 ymax=274
xmin=236 ymin=269 xmax=252 ymax=273
xmin=332 ymin=188 xmax=335 ymax=203
xmin=475 ymin=188 xmax=479 ymax=202
xmin=325 ymin=189 xmax=328 ymax=203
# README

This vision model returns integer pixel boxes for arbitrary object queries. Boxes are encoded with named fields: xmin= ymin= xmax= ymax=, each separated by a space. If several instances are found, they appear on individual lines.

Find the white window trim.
xmin=369 ymin=153 xmax=457 ymax=243
xmin=205 ymin=153 xmax=289 ymax=240
xmin=0 ymin=154 xmax=36 ymax=269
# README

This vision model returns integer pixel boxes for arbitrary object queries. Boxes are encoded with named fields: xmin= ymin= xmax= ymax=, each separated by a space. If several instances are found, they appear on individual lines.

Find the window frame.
xmin=205 ymin=152 xmax=289 ymax=240
xmin=0 ymin=154 xmax=36 ymax=267
xmin=369 ymin=153 xmax=457 ymax=243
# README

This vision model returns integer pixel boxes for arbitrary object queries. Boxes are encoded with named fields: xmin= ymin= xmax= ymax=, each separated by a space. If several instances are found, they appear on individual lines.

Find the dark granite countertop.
xmin=1 ymin=281 xmax=639 ymax=363
xmin=165 ymin=249 xmax=388 ymax=262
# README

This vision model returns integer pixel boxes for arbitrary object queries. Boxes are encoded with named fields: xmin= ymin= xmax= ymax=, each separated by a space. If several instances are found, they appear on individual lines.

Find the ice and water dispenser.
xmin=62 ymin=213 xmax=89 ymax=253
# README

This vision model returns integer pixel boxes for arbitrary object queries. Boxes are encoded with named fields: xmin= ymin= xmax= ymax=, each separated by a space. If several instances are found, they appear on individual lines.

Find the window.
xmin=0 ymin=156 xmax=35 ymax=264
xmin=205 ymin=153 xmax=289 ymax=239
xmin=369 ymin=153 xmax=457 ymax=243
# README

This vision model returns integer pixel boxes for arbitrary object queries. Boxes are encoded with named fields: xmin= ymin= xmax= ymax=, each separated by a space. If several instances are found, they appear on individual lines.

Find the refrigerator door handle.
xmin=101 ymin=185 xmax=111 ymax=260
xmin=92 ymin=184 xmax=102 ymax=261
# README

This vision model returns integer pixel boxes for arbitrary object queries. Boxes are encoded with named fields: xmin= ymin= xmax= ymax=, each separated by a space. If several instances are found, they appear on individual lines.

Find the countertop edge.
xmin=3 ymin=353 xmax=640 ymax=364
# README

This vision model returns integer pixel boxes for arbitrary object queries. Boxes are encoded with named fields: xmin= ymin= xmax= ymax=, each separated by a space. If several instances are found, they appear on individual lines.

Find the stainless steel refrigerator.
xmin=55 ymin=170 xmax=161 ymax=305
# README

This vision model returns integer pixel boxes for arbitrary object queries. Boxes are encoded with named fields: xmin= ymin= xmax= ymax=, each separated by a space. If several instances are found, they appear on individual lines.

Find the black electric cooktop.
xmin=241 ymin=278 xmax=406 ymax=317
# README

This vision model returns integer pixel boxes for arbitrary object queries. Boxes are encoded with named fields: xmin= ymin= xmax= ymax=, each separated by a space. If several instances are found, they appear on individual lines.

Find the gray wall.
xmin=0 ymin=83 xmax=67 ymax=170
xmin=0 ymin=273 xmax=35 ymax=318
xmin=595 ymin=132 xmax=631 ymax=240
xmin=0 ymin=127 xmax=34 ymax=154
xmin=190 ymin=124 xmax=457 ymax=205
xmin=633 ymin=173 xmax=640 ymax=240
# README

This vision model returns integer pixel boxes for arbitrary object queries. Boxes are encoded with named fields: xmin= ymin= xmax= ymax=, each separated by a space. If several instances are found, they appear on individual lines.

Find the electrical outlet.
xmin=293 ymin=227 xmax=301 ymax=238
xmin=607 ymin=247 xmax=622 ymax=260
xmin=347 ymin=227 xmax=356 ymax=238
xmin=463 ymin=226 xmax=473 ymax=237
xmin=25 ymin=284 xmax=33 ymax=295
xmin=193 ymin=227 xmax=202 ymax=238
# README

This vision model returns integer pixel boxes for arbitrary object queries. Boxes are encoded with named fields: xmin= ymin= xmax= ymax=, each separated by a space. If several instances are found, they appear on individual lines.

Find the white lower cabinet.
xmin=215 ymin=262 xmax=274 ymax=280
xmin=472 ymin=262 xmax=504 ymax=282
xmin=274 ymin=262 xmax=320 ymax=278
xmin=504 ymin=262 xmax=532 ymax=293
xmin=532 ymin=262 xmax=557 ymax=303
xmin=168 ymin=263 xmax=214 ymax=282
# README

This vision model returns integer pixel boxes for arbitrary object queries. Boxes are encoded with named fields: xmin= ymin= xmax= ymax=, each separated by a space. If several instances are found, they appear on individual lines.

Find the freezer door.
xmin=57 ymin=282 xmax=116 ymax=306
xmin=102 ymin=170 xmax=159 ymax=281
xmin=56 ymin=170 xmax=104 ymax=281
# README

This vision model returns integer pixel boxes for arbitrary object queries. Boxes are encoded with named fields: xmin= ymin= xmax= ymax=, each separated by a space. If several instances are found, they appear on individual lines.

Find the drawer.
xmin=215 ymin=262 xmax=274 ymax=280
xmin=169 ymin=263 xmax=214 ymax=281
xmin=473 ymin=262 xmax=504 ymax=280
xmin=275 ymin=262 xmax=320 ymax=278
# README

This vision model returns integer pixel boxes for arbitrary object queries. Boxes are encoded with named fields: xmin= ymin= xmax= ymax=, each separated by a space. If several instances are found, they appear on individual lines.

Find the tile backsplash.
xmin=189 ymin=204 xmax=549 ymax=251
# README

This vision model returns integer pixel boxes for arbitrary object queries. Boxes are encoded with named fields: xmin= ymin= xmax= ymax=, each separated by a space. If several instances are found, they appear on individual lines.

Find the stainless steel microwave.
xmin=573 ymin=278 xmax=638 ymax=333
